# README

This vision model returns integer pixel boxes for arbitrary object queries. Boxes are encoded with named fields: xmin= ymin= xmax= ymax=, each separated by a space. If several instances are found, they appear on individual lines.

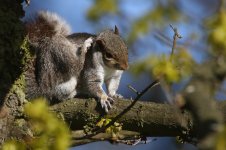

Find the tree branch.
xmin=70 ymin=130 xmax=140 ymax=146
xmin=49 ymin=98 xmax=224 ymax=138
xmin=169 ymin=24 xmax=182 ymax=61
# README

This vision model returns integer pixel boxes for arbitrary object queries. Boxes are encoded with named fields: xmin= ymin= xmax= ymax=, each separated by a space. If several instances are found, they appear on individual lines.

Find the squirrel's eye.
xmin=105 ymin=52 xmax=113 ymax=59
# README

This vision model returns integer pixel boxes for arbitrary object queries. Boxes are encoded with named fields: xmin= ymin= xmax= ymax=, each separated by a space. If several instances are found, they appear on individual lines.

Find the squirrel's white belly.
xmin=104 ymin=66 xmax=123 ymax=80
xmin=103 ymin=66 xmax=116 ymax=79
xmin=55 ymin=76 xmax=77 ymax=99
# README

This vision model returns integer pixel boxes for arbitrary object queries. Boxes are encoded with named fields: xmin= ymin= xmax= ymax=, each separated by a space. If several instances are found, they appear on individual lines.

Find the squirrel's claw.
xmin=100 ymin=94 xmax=114 ymax=112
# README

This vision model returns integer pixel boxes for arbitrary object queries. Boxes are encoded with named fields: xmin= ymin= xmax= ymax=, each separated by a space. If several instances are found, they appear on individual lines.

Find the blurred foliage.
xmin=131 ymin=49 xmax=193 ymax=83
xmin=208 ymin=10 xmax=226 ymax=56
xmin=96 ymin=118 xmax=122 ymax=138
xmin=216 ymin=126 xmax=226 ymax=150
xmin=211 ymin=8 xmax=226 ymax=144
xmin=87 ymin=0 xmax=182 ymax=43
xmin=24 ymin=99 xmax=70 ymax=150
xmin=87 ymin=0 xmax=118 ymax=21
xmin=2 ymin=98 xmax=70 ymax=150
xmin=2 ymin=140 xmax=26 ymax=150
xmin=128 ymin=1 xmax=182 ymax=44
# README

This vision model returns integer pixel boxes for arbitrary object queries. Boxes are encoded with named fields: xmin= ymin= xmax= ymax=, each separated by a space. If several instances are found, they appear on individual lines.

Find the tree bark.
xmin=51 ymin=98 xmax=191 ymax=137
xmin=49 ymin=98 xmax=226 ymax=146
xmin=0 ymin=0 xmax=25 ymax=144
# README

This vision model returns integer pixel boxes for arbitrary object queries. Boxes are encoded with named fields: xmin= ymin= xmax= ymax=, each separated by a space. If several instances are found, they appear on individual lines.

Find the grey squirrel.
xmin=25 ymin=11 xmax=128 ymax=112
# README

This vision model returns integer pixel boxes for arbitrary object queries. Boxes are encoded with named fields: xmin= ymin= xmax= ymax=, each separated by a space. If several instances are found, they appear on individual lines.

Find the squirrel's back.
xmin=68 ymin=33 xmax=96 ymax=45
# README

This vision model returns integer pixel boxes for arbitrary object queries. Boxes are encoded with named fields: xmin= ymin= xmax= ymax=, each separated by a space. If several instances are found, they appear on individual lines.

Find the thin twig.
xmin=219 ymin=0 xmax=225 ymax=12
xmin=73 ymin=79 xmax=160 ymax=140
xmin=169 ymin=24 xmax=182 ymax=61
xmin=127 ymin=85 xmax=141 ymax=95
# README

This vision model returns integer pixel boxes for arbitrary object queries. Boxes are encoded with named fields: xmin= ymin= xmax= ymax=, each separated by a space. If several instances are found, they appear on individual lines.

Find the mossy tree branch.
xmin=49 ymin=98 xmax=226 ymax=146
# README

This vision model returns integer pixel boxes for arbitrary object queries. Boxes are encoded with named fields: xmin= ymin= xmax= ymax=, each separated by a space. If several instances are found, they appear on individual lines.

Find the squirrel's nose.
xmin=120 ymin=62 xmax=129 ymax=70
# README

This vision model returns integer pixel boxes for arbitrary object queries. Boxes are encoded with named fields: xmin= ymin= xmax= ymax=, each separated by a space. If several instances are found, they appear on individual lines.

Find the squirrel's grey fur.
xmin=25 ymin=11 xmax=92 ymax=101
xmin=25 ymin=11 xmax=128 ymax=112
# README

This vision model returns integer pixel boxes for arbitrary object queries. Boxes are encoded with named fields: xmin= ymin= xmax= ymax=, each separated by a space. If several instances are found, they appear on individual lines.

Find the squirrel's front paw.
xmin=100 ymin=94 xmax=114 ymax=112
xmin=108 ymin=92 xmax=123 ymax=98
xmin=83 ymin=38 xmax=93 ymax=53
xmin=109 ymin=93 xmax=123 ymax=99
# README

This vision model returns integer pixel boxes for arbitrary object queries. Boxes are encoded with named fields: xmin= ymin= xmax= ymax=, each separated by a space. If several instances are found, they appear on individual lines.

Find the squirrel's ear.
xmin=114 ymin=25 xmax=119 ymax=35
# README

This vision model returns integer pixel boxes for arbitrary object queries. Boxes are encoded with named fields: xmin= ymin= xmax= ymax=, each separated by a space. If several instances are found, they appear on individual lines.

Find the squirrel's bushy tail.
xmin=26 ymin=11 xmax=71 ymax=44
xmin=25 ymin=11 xmax=73 ymax=101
